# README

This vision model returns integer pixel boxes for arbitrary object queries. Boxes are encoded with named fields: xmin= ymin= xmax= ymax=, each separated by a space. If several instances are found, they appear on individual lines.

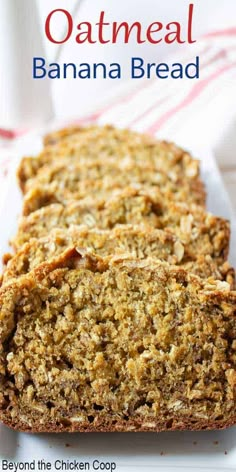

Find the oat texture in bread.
xmin=17 ymin=125 xmax=201 ymax=192
xmin=2 ymin=226 xmax=234 ymax=287
xmin=22 ymin=177 xmax=205 ymax=217
xmin=21 ymin=159 xmax=205 ymax=215
xmin=0 ymin=249 xmax=235 ymax=433
xmin=13 ymin=188 xmax=230 ymax=264
xmin=1 ymin=124 xmax=235 ymax=434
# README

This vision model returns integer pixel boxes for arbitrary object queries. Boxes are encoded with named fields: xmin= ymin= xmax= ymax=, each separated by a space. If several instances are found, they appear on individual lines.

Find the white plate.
xmin=0 ymin=133 xmax=235 ymax=472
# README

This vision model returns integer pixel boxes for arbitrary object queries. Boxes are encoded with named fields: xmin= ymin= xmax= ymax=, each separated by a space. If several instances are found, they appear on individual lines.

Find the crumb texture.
xmin=0 ymin=253 xmax=236 ymax=432
xmin=18 ymin=125 xmax=202 ymax=193
xmin=2 ymin=226 xmax=234 ymax=287
xmin=13 ymin=188 xmax=230 ymax=263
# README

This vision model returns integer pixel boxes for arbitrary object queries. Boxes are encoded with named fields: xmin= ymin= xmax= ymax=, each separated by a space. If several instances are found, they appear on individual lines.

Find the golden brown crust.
xmin=43 ymin=125 xmax=86 ymax=146
xmin=17 ymin=156 xmax=41 ymax=193
xmin=2 ymin=415 xmax=236 ymax=434
xmin=0 ymin=250 xmax=236 ymax=433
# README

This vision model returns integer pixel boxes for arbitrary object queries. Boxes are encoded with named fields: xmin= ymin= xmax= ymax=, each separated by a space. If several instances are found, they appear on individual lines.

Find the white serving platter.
xmin=0 ymin=131 xmax=235 ymax=472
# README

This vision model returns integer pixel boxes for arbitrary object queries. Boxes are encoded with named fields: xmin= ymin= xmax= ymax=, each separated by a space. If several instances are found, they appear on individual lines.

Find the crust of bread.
xmin=2 ymin=415 xmax=236 ymax=434
xmin=43 ymin=125 xmax=86 ymax=146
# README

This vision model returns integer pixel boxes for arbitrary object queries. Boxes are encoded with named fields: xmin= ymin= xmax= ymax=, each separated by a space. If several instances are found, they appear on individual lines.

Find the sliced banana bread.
xmin=17 ymin=126 xmax=201 ymax=193
xmin=3 ymin=226 xmax=234 ymax=287
xmin=0 ymin=249 xmax=235 ymax=433
xmin=22 ymin=159 xmax=205 ymax=209
xmin=13 ymin=189 xmax=230 ymax=264
xmin=22 ymin=174 xmax=205 ymax=216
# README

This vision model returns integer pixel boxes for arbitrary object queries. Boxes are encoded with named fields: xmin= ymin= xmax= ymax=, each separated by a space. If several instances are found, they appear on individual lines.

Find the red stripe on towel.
xmin=147 ymin=63 xmax=236 ymax=134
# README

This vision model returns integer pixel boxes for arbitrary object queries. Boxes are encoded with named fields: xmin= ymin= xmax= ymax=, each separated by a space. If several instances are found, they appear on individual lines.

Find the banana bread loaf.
xmin=0 ymin=249 xmax=235 ymax=433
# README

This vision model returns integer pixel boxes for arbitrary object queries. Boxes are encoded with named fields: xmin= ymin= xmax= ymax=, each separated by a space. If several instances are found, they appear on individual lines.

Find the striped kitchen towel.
xmin=94 ymin=28 xmax=236 ymax=152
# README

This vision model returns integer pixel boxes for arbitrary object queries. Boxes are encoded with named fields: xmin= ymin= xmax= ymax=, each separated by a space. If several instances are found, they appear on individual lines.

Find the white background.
xmin=35 ymin=0 xmax=236 ymax=119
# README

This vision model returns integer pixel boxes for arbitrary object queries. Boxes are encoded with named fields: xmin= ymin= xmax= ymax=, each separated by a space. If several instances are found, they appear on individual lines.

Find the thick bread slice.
xmin=0 ymin=249 xmax=235 ymax=433
xmin=17 ymin=125 xmax=201 ymax=192
xmin=13 ymin=188 xmax=230 ymax=264
xmin=22 ymin=159 xmax=205 ymax=213
xmin=2 ymin=226 xmax=234 ymax=287
xmin=22 ymin=177 xmax=205 ymax=217
xmin=24 ymin=158 xmax=204 ymax=195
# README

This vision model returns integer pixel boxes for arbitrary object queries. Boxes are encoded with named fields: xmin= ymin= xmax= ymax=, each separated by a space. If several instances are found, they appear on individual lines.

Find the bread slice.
xmin=22 ymin=158 xmax=205 ymax=210
xmin=0 ymin=248 xmax=235 ymax=433
xmin=22 ymin=174 xmax=205 ymax=217
xmin=17 ymin=125 xmax=201 ymax=192
xmin=3 ymin=226 xmax=234 ymax=287
xmin=13 ymin=188 xmax=230 ymax=264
